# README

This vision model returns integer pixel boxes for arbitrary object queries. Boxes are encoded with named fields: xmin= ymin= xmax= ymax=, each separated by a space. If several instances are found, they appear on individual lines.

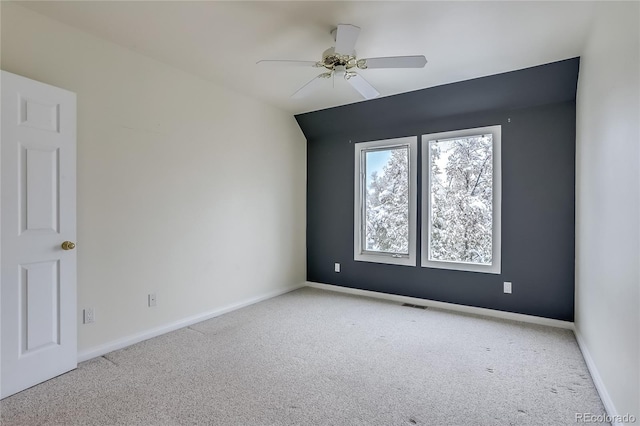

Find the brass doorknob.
xmin=61 ymin=241 xmax=76 ymax=250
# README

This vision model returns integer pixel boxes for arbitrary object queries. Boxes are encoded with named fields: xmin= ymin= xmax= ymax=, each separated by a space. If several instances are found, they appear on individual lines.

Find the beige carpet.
xmin=0 ymin=287 xmax=607 ymax=425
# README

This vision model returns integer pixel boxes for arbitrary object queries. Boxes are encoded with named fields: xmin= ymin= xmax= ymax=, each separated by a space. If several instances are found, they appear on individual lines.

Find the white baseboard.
xmin=77 ymin=283 xmax=304 ymax=363
xmin=573 ymin=327 xmax=622 ymax=426
xmin=305 ymin=281 xmax=575 ymax=330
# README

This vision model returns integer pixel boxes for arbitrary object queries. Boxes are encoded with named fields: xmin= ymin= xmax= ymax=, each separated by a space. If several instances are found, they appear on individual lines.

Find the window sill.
xmin=355 ymin=253 xmax=416 ymax=267
xmin=421 ymin=258 xmax=501 ymax=274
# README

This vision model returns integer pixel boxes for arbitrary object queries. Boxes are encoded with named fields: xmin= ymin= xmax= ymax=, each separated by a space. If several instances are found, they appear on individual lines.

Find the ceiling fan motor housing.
xmin=320 ymin=47 xmax=360 ymax=71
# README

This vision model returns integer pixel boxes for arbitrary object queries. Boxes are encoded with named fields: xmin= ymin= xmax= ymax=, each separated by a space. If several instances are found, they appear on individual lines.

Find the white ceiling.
xmin=21 ymin=1 xmax=597 ymax=114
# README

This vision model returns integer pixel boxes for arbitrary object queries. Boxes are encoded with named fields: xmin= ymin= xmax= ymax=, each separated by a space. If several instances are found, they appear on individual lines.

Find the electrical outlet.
xmin=83 ymin=308 xmax=95 ymax=324
xmin=148 ymin=293 xmax=157 ymax=307
xmin=504 ymin=282 xmax=512 ymax=294
xmin=334 ymin=263 xmax=340 ymax=273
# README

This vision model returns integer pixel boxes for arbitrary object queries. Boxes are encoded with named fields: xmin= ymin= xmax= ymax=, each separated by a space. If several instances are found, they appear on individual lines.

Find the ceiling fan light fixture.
xmin=344 ymin=71 xmax=358 ymax=80
xmin=334 ymin=65 xmax=346 ymax=77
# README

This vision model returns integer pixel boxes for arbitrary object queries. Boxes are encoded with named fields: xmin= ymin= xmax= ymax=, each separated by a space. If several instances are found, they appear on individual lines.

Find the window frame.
xmin=421 ymin=125 xmax=502 ymax=274
xmin=354 ymin=136 xmax=418 ymax=266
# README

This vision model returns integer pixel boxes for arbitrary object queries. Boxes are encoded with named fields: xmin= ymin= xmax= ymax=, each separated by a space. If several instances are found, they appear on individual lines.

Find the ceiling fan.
xmin=257 ymin=24 xmax=427 ymax=100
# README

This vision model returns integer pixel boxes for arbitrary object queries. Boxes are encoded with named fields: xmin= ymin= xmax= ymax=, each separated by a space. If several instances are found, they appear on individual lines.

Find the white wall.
xmin=1 ymin=3 xmax=306 ymax=354
xmin=575 ymin=1 xmax=639 ymax=420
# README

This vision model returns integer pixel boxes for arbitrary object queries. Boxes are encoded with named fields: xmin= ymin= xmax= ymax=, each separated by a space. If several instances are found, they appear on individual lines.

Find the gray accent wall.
xmin=297 ymin=58 xmax=579 ymax=321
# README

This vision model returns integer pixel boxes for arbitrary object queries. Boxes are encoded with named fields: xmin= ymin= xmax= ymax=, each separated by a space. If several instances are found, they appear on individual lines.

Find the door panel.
xmin=19 ymin=95 xmax=61 ymax=133
xmin=1 ymin=71 xmax=77 ymax=399
xmin=22 ymin=260 xmax=60 ymax=353
xmin=21 ymin=144 xmax=60 ymax=234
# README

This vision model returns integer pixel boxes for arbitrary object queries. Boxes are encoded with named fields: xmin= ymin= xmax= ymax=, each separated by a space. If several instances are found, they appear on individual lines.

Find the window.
xmin=422 ymin=126 xmax=501 ymax=274
xmin=354 ymin=136 xmax=417 ymax=266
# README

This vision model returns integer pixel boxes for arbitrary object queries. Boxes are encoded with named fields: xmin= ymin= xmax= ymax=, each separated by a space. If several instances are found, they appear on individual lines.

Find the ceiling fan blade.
xmin=257 ymin=60 xmax=319 ymax=67
xmin=291 ymin=73 xmax=331 ymax=99
xmin=334 ymin=24 xmax=361 ymax=55
xmin=345 ymin=73 xmax=380 ymax=100
xmin=359 ymin=55 xmax=427 ymax=69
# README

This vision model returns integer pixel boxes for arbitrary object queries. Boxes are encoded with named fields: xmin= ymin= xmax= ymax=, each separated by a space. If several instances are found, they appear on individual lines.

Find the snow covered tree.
xmin=361 ymin=136 xmax=493 ymax=263
xmin=429 ymin=135 xmax=493 ymax=264
xmin=364 ymin=147 xmax=409 ymax=254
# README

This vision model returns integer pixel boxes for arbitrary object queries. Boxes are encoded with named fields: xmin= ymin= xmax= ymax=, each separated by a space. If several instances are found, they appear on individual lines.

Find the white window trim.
xmin=354 ymin=136 xmax=418 ymax=266
xmin=421 ymin=125 xmax=502 ymax=274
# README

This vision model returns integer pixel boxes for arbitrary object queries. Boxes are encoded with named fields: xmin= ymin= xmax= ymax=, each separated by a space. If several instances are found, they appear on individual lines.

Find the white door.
xmin=1 ymin=71 xmax=77 ymax=399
